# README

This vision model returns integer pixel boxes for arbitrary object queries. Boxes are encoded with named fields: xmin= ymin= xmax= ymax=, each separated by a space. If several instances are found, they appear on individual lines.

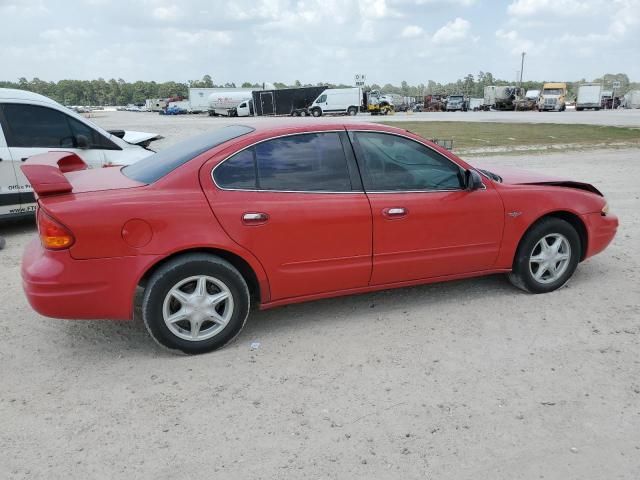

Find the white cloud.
xmin=401 ymin=25 xmax=424 ymax=38
xmin=507 ymin=0 xmax=599 ymax=17
xmin=40 ymin=27 xmax=93 ymax=41
xmin=495 ymin=29 xmax=534 ymax=54
xmin=432 ymin=17 xmax=470 ymax=44
xmin=152 ymin=5 xmax=182 ymax=21
xmin=173 ymin=30 xmax=232 ymax=46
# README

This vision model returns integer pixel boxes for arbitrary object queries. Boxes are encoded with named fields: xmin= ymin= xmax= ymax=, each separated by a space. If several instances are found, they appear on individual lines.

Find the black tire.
xmin=347 ymin=106 xmax=357 ymax=116
xmin=507 ymin=217 xmax=581 ymax=294
xmin=311 ymin=108 xmax=322 ymax=117
xmin=142 ymin=253 xmax=250 ymax=354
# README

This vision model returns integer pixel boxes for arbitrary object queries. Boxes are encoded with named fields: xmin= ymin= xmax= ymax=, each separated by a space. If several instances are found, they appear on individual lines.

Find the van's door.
xmin=0 ymin=121 xmax=21 ymax=216
xmin=0 ymin=103 xmax=106 ymax=210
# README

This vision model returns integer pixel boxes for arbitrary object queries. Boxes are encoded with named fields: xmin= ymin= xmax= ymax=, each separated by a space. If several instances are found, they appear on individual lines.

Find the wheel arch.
xmin=137 ymin=247 xmax=265 ymax=308
xmin=516 ymin=210 xmax=588 ymax=265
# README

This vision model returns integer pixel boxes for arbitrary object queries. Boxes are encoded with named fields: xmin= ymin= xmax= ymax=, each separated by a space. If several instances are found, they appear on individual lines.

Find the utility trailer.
xmin=250 ymin=86 xmax=327 ymax=116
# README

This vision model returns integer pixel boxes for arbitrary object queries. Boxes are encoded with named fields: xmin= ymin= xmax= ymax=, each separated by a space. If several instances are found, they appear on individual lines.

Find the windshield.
xmin=449 ymin=96 xmax=463 ymax=101
xmin=122 ymin=125 xmax=254 ymax=183
xmin=543 ymin=88 xmax=564 ymax=95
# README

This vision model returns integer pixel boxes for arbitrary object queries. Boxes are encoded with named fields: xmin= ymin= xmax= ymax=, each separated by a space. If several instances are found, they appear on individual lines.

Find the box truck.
xmin=576 ymin=84 xmax=602 ymax=111
xmin=309 ymin=88 xmax=361 ymax=117
xmin=622 ymin=90 xmax=640 ymax=109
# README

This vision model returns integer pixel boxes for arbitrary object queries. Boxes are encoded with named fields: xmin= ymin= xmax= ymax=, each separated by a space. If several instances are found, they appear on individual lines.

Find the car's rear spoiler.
xmin=20 ymin=152 xmax=87 ymax=197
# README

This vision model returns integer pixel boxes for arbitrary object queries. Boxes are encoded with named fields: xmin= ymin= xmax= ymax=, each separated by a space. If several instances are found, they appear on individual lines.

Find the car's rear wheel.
xmin=142 ymin=253 xmax=250 ymax=354
xmin=347 ymin=106 xmax=358 ymax=116
xmin=508 ymin=217 xmax=580 ymax=294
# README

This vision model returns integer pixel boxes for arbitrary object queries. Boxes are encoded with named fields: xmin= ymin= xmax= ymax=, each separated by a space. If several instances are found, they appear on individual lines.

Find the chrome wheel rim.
xmin=529 ymin=233 xmax=571 ymax=284
xmin=162 ymin=275 xmax=234 ymax=342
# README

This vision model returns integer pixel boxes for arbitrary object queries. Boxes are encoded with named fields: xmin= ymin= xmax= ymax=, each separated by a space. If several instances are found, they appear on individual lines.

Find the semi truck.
xmin=207 ymin=91 xmax=254 ymax=116
xmin=494 ymin=86 xmax=523 ymax=111
xmin=445 ymin=94 xmax=467 ymax=111
xmin=538 ymin=82 xmax=567 ymax=112
xmin=576 ymin=84 xmax=602 ymax=111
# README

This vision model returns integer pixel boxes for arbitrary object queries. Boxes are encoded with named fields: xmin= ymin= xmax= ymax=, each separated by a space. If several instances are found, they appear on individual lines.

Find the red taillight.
xmin=38 ymin=210 xmax=75 ymax=250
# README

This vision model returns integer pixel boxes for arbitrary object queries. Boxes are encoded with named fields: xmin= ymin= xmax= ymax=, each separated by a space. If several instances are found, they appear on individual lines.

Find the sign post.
xmin=354 ymin=74 xmax=366 ymax=87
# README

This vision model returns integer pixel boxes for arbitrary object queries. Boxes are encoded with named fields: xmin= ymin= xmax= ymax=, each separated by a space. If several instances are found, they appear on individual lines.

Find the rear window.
xmin=122 ymin=125 xmax=254 ymax=183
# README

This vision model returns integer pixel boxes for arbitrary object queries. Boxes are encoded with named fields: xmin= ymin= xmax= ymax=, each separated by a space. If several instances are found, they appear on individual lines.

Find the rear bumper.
xmin=582 ymin=212 xmax=618 ymax=259
xmin=21 ymin=238 xmax=156 ymax=320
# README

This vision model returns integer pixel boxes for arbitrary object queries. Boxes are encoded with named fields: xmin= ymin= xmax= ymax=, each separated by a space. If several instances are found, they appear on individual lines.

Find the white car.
xmin=0 ymin=88 xmax=161 ymax=218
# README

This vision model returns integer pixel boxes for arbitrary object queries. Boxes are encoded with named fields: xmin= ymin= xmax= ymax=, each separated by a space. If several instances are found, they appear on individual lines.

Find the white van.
xmin=309 ymin=88 xmax=361 ymax=117
xmin=0 ymin=88 xmax=161 ymax=218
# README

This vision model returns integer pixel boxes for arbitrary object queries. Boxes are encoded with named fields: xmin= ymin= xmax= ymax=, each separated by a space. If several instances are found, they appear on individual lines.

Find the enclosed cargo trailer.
xmin=251 ymin=86 xmax=328 ymax=116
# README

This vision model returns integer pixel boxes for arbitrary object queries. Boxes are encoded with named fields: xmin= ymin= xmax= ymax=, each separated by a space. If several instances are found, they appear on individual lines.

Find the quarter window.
xmin=352 ymin=132 xmax=463 ymax=191
xmin=214 ymin=133 xmax=352 ymax=192
xmin=214 ymin=149 xmax=256 ymax=189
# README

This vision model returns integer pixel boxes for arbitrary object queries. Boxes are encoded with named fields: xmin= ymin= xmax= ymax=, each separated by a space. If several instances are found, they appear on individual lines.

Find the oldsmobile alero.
xmin=20 ymin=122 xmax=618 ymax=353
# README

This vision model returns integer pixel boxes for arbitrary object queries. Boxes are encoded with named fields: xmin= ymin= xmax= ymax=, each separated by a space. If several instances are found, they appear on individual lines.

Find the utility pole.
xmin=520 ymin=52 xmax=526 ymax=88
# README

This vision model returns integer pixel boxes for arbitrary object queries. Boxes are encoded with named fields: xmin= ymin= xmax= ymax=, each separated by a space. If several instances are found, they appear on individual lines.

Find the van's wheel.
xmin=142 ymin=253 xmax=250 ymax=354
xmin=347 ymin=106 xmax=358 ymax=116
xmin=311 ymin=108 xmax=322 ymax=117
xmin=507 ymin=217 xmax=580 ymax=294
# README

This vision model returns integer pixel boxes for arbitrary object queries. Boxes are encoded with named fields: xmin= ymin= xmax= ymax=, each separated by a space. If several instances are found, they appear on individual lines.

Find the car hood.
xmin=478 ymin=165 xmax=603 ymax=196
xmin=123 ymin=130 xmax=163 ymax=146
xmin=106 ymin=130 xmax=163 ymax=146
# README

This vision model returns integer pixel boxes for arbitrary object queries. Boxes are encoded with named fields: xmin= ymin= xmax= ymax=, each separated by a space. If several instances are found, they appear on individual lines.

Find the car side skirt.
xmin=258 ymin=268 xmax=511 ymax=310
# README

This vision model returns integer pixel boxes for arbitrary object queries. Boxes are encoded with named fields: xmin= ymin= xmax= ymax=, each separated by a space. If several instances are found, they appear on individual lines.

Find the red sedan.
xmin=21 ymin=122 xmax=618 ymax=354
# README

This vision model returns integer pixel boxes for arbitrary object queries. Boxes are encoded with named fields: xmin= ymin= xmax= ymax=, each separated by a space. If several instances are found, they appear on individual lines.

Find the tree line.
xmin=1 ymin=73 xmax=636 ymax=106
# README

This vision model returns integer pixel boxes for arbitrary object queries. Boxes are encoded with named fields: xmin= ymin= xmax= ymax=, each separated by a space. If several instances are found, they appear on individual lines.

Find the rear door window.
xmin=256 ymin=133 xmax=351 ymax=191
xmin=214 ymin=132 xmax=353 ymax=192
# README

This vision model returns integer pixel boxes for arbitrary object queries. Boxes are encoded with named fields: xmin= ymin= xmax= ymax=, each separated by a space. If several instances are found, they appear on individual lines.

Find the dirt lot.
xmin=1 ymin=118 xmax=639 ymax=479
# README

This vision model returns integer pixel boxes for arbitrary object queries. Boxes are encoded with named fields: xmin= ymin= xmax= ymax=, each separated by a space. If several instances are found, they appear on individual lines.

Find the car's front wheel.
xmin=142 ymin=253 xmax=250 ymax=354
xmin=508 ymin=217 xmax=580 ymax=294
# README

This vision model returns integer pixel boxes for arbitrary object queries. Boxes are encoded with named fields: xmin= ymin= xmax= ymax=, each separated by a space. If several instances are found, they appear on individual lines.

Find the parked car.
xmin=0 ymin=88 xmax=162 ymax=218
xmin=21 ymin=122 xmax=617 ymax=354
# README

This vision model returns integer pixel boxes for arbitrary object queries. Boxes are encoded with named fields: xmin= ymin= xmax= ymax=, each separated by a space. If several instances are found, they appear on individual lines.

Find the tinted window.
xmin=254 ymin=133 xmax=351 ymax=191
xmin=3 ymin=104 xmax=74 ymax=148
xmin=352 ymin=132 xmax=463 ymax=191
xmin=214 ymin=149 xmax=256 ymax=189
xmin=1 ymin=103 xmax=119 ymax=150
xmin=123 ymin=126 xmax=254 ymax=184
xmin=67 ymin=116 xmax=119 ymax=149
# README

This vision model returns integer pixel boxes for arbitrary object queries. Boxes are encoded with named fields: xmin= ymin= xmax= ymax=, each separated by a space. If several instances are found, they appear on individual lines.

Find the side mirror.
xmin=75 ymin=134 xmax=90 ymax=149
xmin=465 ymin=169 xmax=484 ymax=191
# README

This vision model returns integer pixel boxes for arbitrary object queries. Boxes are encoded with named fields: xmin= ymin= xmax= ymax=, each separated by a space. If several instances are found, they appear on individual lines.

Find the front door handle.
xmin=242 ymin=212 xmax=269 ymax=225
xmin=382 ymin=207 xmax=407 ymax=218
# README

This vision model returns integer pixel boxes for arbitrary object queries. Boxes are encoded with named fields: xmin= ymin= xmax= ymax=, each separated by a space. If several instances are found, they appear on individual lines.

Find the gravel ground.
xmin=0 ymin=116 xmax=639 ymax=479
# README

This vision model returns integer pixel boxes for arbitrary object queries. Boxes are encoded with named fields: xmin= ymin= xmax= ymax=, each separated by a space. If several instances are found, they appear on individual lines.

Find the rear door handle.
xmin=242 ymin=212 xmax=269 ymax=225
xmin=382 ymin=207 xmax=407 ymax=218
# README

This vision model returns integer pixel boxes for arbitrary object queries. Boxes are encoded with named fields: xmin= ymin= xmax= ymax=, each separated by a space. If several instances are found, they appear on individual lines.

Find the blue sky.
xmin=1 ymin=0 xmax=638 ymax=85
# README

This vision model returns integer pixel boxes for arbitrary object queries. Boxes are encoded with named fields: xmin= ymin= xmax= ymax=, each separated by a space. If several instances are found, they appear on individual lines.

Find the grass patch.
xmin=379 ymin=121 xmax=640 ymax=154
